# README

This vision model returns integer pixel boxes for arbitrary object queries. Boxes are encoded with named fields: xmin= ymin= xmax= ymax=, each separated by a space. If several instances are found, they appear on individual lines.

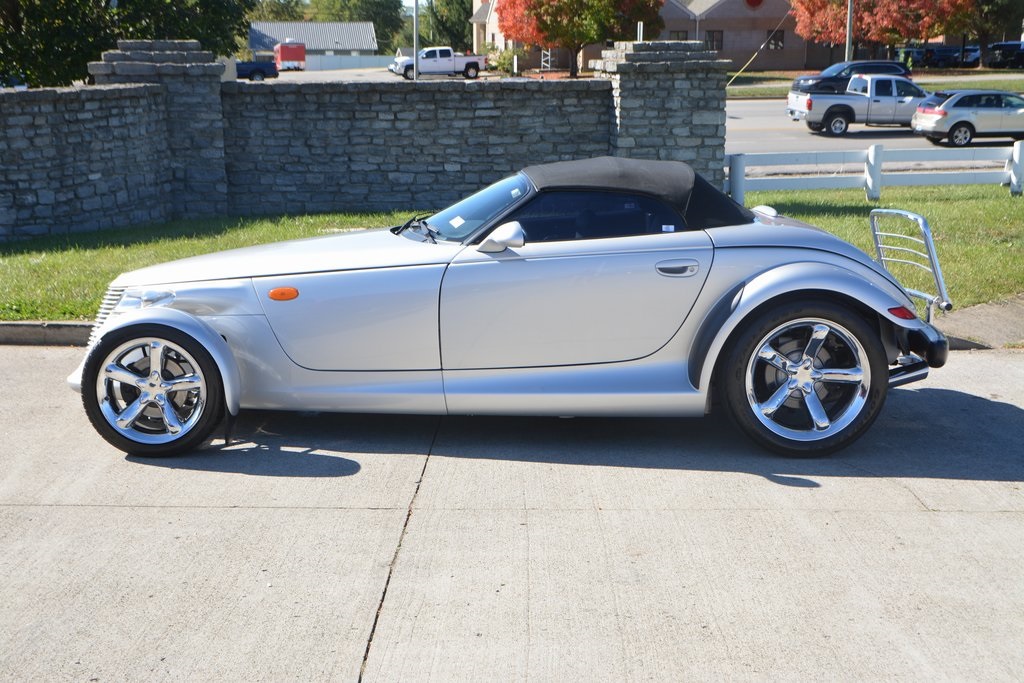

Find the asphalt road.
xmin=2 ymin=345 xmax=1022 ymax=680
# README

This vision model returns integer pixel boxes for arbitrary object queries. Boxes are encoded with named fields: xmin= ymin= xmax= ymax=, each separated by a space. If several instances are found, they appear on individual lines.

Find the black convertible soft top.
xmin=522 ymin=156 xmax=753 ymax=229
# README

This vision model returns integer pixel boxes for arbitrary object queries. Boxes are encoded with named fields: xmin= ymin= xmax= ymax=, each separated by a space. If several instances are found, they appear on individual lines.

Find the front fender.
xmin=68 ymin=308 xmax=241 ymax=417
xmin=693 ymin=260 xmax=917 ymax=393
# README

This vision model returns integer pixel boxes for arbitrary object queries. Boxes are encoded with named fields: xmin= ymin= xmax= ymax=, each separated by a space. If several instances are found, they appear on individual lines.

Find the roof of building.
xmin=469 ymin=3 xmax=491 ymax=23
xmin=522 ymin=156 xmax=753 ymax=228
xmin=666 ymin=0 xmax=729 ymax=19
xmin=249 ymin=21 xmax=378 ymax=52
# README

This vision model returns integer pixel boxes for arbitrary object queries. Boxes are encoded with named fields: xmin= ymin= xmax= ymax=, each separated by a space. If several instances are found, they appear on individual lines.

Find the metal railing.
xmin=725 ymin=140 xmax=1023 ymax=204
xmin=869 ymin=209 xmax=953 ymax=322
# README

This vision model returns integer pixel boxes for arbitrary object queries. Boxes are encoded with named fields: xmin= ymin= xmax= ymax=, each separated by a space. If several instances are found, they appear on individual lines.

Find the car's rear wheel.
xmin=83 ymin=324 xmax=224 ymax=456
xmin=250 ymin=71 xmax=264 ymax=81
xmin=464 ymin=64 xmax=479 ymax=79
xmin=825 ymin=112 xmax=850 ymax=136
xmin=720 ymin=301 xmax=888 ymax=456
xmin=948 ymin=123 xmax=974 ymax=146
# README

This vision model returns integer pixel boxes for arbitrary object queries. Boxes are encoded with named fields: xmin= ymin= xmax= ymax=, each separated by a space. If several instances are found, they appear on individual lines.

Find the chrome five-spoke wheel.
xmin=721 ymin=302 xmax=888 ymax=456
xmin=83 ymin=325 xmax=223 ymax=456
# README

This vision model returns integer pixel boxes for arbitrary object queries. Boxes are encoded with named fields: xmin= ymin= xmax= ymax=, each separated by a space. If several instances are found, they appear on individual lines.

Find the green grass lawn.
xmin=0 ymin=186 xmax=1020 ymax=322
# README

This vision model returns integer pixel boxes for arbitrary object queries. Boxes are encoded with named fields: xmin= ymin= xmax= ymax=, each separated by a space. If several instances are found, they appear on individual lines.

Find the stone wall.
xmin=0 ymin=85 xmax=171 ymax=239
xmin=221 ymin=80 xmax=612 ymax=215
xmin=89 ymin=40 xmax=229 ymax=218
xmin=0 ymin=40 xmax=729 ymax=241
xmin=592 ymin=41 xmax=730 ymax=187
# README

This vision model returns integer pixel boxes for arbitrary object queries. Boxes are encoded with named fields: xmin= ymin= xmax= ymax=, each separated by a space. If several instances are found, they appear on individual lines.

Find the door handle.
xmin=656 ymin=259 xmax=699 ymax=277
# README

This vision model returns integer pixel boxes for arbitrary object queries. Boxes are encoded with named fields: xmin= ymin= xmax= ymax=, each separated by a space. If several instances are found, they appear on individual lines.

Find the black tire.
xmin=719 ymin=300 xmax=889 ymax=456
xmin=824 ymin=111 xmax=851 ymax=136
xmin=82 ymin=324 xmax=224 ymax=457
xmin=250 ymin=71 xmax=265 ymax=81
xmin=464 ymin=64 xmax=480 ymax=79
xmin=403 ymin=65 xmax=414 ymax=80
xmin=948 ymin=122 xmax=974 ymax=146
xmin=806 ymin=121 xmax=824 ymax=132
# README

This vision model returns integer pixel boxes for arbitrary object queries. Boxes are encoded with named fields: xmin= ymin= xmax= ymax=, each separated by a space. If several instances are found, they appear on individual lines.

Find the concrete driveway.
xmin=1 ymin=346 xmax=1022 ymax=680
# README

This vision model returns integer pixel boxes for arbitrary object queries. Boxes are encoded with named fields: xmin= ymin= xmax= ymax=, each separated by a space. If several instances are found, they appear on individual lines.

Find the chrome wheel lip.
xmin=744 ymin=318 xmax=871 ymax=443
xmin=95 ymin=337 xmax=208 ymax=445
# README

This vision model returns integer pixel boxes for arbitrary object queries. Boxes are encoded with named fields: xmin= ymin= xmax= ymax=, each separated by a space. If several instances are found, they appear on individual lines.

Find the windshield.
xmin=428 ymin=173 xmax=531 ymax=241
xmin=819 ymin=62 xmax=851 ymax=77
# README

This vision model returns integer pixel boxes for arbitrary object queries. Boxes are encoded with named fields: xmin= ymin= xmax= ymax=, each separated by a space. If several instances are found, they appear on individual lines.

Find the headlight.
xmin=114 ymin=289 xmax=176 ymax=312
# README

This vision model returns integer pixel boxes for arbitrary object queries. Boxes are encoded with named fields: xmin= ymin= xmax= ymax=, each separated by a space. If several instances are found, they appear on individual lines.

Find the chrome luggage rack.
xmin=869 ymin=209 xmax=953 ymax=322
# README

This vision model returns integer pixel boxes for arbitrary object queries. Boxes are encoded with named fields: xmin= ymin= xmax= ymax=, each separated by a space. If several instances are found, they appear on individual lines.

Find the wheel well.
xmin=949 ymin=121 xmax=974 ymax=132
xmin=825 ymin=106 xmax=855 ymax=122
xmin=708 ymin=290 xmax=886 ymax=396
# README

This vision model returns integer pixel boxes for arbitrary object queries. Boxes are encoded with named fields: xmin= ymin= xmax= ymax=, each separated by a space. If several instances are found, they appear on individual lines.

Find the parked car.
xmin=787 ymin=74 xmax=929 ymax=135
xmin=912 ymin=89 xmax=1024 ymax=146
xmin=387 ymin=47 xmax=485 ymax=80
xmin=985 ymin=41 xmax=1024 ymax=68
xmin=68 ymin=157 xmax=950 ymax=458
xmin=790 ymin=60 xmax=912 ymax=94
xmin=235 ymin=61 xmax=278 ymax=81
xmin=0 ymin=72 xmax=28 ymax=90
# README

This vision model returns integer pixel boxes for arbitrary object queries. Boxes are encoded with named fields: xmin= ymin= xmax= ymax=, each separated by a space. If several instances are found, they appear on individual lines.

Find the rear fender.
xmin=692 ymin=261 xmax=916 ymax=394
xmin=76 ymin=308 xmax=241 ymax=416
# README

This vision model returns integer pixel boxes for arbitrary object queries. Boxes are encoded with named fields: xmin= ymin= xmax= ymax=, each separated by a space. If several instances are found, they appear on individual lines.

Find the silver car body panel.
xmin=111 ymin=228 xmax=452 ymax=287
xmin=255 ymin=263 xmax=451 ymax=371
xmin=440 ymin=231 xmax=714 ymax=369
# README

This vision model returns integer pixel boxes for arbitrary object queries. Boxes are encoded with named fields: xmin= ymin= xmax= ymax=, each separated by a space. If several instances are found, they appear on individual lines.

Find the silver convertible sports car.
xmin=69 ymin=157 xmax=952 ymax=457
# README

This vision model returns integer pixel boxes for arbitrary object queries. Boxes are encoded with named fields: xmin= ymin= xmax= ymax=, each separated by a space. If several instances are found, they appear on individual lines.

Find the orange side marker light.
xmin=268 ymin=287 xmax=300 ymax=301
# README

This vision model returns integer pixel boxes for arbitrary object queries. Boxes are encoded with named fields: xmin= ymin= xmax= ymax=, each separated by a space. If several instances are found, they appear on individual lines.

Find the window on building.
xmin=705 ymin=30 xmax=723 ymax=51
xmin=766 ymin=30 xmax=783 ymax=50
xmin=669 ymin=30 xmax=688 ymax=40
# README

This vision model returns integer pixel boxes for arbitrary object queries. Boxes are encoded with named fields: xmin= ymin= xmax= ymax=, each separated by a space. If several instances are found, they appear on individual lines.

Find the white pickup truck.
xmin=787 ymin=74 xmax=929 ymax=135
xmin=388 ymin=47 xmax=486 ymax=80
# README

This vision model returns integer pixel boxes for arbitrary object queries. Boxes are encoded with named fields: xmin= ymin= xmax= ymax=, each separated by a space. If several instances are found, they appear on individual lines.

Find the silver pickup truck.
xmin=787 ymin=74 xmax=929 ymax=135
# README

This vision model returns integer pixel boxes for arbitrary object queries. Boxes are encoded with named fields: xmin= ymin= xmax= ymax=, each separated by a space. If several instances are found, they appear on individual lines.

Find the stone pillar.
xmin=592 ymin=41 xmax=730 ymax=188
xmin=88 ymin=40 xmax=228 ymax=218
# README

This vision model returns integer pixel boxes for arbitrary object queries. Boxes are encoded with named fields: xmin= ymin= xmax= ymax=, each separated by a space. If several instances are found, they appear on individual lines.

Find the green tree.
xmin=1 ymin=0 xmax=115 ymax=87
xmin=428 ymin=0 xmax=472 ymax=52
xmin=115 ymin=0 xmax=255 ymax=57
xmin=529 ymin=0 xmax=613 ymax=77
xmin=1 ymin=0 xmax=254 ymax=86
xmin=248 ymin=0 xmax=302 ymax=21
xmin=944 ymin=0 xmax=1024 ymax=67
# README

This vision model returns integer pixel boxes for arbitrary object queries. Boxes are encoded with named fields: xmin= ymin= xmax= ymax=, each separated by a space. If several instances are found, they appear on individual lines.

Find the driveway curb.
xmin=0 ymin=320 xmax=990 ymax=351
xmin=0 ymin=321 xmax=92 ymax=346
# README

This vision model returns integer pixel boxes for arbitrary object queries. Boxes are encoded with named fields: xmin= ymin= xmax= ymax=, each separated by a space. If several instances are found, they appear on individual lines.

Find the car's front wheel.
xmin=720 ymin=301 xmax=888 ymax=456
xmin=82 ymin=324 xmax=224 ymax=456
xmin=403 ymin=66 xmax=414 ymax=80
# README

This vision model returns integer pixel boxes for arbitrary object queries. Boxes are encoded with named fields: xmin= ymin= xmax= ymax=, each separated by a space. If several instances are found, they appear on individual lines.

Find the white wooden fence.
xmin=725 ymin=140 xmax=1023 ymax=204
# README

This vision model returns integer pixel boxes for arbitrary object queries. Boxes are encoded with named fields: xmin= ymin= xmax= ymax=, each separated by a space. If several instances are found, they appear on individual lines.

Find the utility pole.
xmin=413 ymin=0 xmax=419 ymax=80
xmin=845 ymin=0 xmax=854 ymax=61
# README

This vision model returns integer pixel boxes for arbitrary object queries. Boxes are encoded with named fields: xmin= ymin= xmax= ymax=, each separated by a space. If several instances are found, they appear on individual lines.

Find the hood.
xmin=112 ymin=228 xmax=464 ymax=288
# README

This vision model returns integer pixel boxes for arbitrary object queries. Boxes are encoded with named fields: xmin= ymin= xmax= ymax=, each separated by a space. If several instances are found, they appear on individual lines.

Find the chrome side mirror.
xmin=478 ymin=221 xmax=525 ymax=253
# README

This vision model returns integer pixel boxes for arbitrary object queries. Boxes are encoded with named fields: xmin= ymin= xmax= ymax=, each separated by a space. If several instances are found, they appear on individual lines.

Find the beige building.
xmin=471 ymin=0 xmax=833 ymax=71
